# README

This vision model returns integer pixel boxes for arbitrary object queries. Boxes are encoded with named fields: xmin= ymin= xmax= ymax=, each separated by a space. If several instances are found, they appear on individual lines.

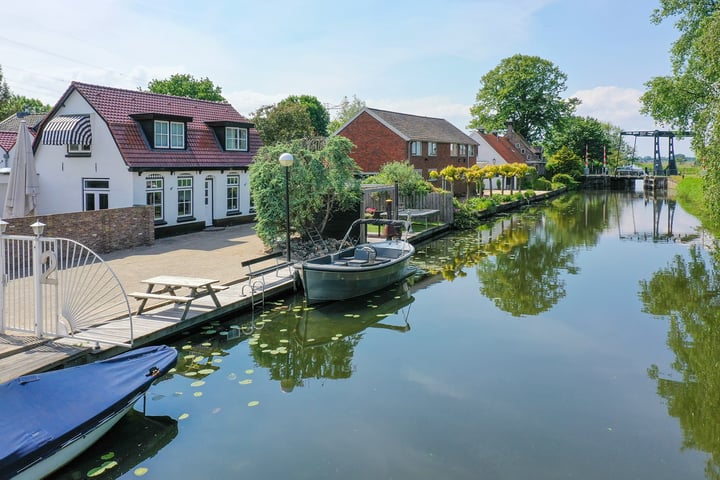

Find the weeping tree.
xmin=250 ymin=136 xmax=361 ymax=248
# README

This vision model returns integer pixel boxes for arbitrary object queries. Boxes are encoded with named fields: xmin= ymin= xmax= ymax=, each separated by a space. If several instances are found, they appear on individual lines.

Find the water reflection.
xmin=50 ymin=410 xmax=178 ymax=479
xmin=249 ymin=282 xmax=414 ymax=392
xmin=641 ymin=246 xmax=720 ymax=478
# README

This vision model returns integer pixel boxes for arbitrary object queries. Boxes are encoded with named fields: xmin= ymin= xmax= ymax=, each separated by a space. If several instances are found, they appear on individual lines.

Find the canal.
xmin=52 ymin=190 xmax=718 ymax=479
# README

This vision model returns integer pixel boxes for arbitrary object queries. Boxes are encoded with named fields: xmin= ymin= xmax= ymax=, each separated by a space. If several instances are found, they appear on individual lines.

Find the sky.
xmin=0 ymin=0 xmax=693 ymax=157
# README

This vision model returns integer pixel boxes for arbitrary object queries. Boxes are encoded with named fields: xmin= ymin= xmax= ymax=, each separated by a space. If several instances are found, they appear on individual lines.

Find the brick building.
xmin=336 ymin=107 xmax=478 ymax=180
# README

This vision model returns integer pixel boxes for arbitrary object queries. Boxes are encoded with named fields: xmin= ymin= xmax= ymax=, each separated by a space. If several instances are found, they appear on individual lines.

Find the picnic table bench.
xmin=129 ymin=275 xmax=223 ymax=320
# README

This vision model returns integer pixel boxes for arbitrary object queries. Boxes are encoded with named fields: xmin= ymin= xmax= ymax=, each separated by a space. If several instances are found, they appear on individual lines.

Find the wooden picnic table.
xmin=131 ymin=275 xmax=222 ymax=320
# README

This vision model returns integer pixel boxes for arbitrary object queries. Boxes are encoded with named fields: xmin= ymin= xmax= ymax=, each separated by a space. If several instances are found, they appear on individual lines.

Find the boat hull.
xmin=0 ymin=345 xmax=178 ymax=479
xmin=298 ymin=239 xmax=415 ymax=303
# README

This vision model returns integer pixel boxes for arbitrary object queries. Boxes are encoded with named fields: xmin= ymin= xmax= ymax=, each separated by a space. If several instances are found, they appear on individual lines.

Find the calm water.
xmin=52 ymin=190 xmax=720 ymax=480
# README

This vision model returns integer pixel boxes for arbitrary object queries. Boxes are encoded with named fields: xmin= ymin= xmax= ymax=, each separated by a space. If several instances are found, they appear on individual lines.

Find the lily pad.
xmin=178 ymin=413 xmax=190 ymax=420
xmin=87 ymin=466 xmax=106 ymax=477
xmin=185 ymin=371 xmax=198 ymax=377
xmin=245 ymin=369 xmax=254 ymax=374
xmin=239 ymin=379 xmax=253 ymax=385
xmin=198 ymin=369 xmax=215 ymax=375
xmin=134 ymin=467 xmax=149 ymax=476
xmin=247 ymin=400 xmax=260 ymax=407
xmin=100 ymin=452 xmax=115 ymax=461
xmin=181 ymin=345 xmax=192 ymax=350
xmin=193 ymin=391 xmax=203 ymax=397
xmin=190 ymin=380 xmax=205 ymax=387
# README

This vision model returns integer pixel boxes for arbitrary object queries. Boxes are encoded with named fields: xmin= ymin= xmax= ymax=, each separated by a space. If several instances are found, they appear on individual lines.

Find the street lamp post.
xmin=279 ymin=153 xmax=294 ymax=262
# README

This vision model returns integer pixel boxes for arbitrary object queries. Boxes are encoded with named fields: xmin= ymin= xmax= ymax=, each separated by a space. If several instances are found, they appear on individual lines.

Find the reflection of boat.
xmin=295 ymin=282 xmax=414 ymax=346
xmin=0 ymin=345 xmax=178 ymax=480
xmin=50 ymin=410 xmax=179 ymax=480
xmin=297 ymin=219 xmax=416 ymax=303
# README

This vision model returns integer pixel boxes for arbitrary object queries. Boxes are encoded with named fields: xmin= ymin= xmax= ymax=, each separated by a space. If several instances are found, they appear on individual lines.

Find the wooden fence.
xmin=363 ymin=188 xmax=453 ymax=225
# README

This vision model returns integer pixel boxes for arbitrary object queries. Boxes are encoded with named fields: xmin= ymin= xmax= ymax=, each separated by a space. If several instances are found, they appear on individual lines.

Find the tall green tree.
xmin=328 ymin=95 xmax=366 ymax=133
xmin=252 ymin=95 xmax=330 ymax=146
xmin=0 ymin=66 xmax=11 ymax=114
xmin=543 ymin=116 xmax=622 ymax=165
xmin=146 ymin=74 xmax=226 ymax=102
xmin=469 ymin=54 xmax=580 ymax=143
xmin=249 ymin=136 xmax=360 ymax=247
xmin=252 ymin=101 xmax=314 ymax=146
xmin=640 ymin=2 xmax=720 ymax=223
xmin=281 ymin=95 xmax=329 ymax=137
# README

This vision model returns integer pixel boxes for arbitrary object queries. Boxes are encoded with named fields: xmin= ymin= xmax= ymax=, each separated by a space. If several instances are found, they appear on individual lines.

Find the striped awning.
xmin=41 ymin=114 xmax=92 ymax=145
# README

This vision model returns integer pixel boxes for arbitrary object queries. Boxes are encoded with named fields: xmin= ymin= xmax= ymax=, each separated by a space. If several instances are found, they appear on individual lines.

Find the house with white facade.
xmin=33 ymin=82 xmax=261 ymax=236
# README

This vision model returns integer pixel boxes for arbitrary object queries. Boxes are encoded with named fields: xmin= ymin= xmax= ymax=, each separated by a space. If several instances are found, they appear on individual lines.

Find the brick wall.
xmin=338 ymin=112 xmax=407 ymax=173
xmin=2 ymin=206 xmax=155 ymax=254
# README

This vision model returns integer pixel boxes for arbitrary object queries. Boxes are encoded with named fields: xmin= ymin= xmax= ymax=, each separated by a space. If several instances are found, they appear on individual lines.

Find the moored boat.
xmin=297 ymin=218 xmax=416 ymax=303
xmin=0 ymin=345 xmax=178 ymax=480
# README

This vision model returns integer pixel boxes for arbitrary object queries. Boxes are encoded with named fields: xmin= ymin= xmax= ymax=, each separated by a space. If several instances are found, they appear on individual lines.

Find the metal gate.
xmin=0 ymin=234 xmax=133 ymax=346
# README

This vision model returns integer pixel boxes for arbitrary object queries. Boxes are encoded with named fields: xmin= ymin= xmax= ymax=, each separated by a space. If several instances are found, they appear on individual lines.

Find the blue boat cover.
xmin=0 ymin=345 xmax=177 ymax=478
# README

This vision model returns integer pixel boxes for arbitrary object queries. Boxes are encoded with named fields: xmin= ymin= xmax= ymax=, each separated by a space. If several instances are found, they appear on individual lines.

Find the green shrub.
xmin=532 ymin=177 xmax=552 ymax=191
xmin=523 ymin=190 xmax=536 ymax=199
xmin=551 ymin=173 xmax=579 ymax=190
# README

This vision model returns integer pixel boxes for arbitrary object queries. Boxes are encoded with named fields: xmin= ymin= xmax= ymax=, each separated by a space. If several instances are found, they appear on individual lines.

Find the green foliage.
xmin=543 ymin=115 xmax=625 ymax=163
xmin=252 ymin=102 xmax=313 ymax=146
xmin=469 ymin=54 xmax=580 ymax=143
xmin=252 ymin=95 xmax=330 ymax=146
xmin=546 ymin=146 xmax=584 ymax=179
xmin=363 ymin=161 xmax=432 ymax=196
xmin=0 ymin=66 xmax=49 ymax=120
xmin=0 ymin=95 xmax=50 ymax=120
xmin=249 ymin=136 xmax=361 ymax=247
xmin=146 ymin=74 xmax=226 ymax=102
xmin=328 ymin=95 xmax=366 ymax=133
xmin=282 ymin=95 xmax=329 ymax=137
xmin=551 ymin=173 xmax=579 ymax=189
xmin=533 ymin=177 xmax=553 ymax=191
xmin=641 ymin=2 xmax=720 ymax=227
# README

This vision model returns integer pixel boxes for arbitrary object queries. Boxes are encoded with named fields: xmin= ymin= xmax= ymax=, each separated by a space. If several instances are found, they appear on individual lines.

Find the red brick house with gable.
xmin=336 ymin=107 xmax=478 ymax=179
xmin=32 ymin=82 xmax=262 ymax=235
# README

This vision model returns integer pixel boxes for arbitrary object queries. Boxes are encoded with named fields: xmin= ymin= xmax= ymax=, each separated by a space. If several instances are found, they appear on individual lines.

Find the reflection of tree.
xmin=249 ymin=286 xmax=414 ymax=392
xmin=477 ymin=239 xmax=577 ymax=316
xmin=641 ymin=247 xmax=720 ymax=478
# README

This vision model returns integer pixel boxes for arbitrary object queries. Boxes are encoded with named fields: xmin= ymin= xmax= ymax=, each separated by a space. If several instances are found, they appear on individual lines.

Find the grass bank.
xmin=674 ymin=175 xmax=720 ymax=237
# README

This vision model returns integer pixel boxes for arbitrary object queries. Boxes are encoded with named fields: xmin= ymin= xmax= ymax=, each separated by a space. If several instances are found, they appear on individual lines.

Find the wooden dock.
xmin=0 ymin=268 xmax=297 ymax=384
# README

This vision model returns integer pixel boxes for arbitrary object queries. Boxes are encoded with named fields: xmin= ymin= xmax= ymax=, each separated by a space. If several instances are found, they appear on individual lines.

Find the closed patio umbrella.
xmin=3 ymin=121 xmax=39 ymax=218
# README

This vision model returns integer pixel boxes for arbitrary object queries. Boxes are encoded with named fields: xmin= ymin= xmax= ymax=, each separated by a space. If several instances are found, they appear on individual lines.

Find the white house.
xmin=33 ymin=82 xmax=262 ymax=235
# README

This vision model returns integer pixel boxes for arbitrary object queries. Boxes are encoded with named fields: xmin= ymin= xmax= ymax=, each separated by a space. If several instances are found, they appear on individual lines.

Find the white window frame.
xmin=154 ymin=120 xmax=185 ymax=149
xmin=428 ymin=142 xmax=437 ymax=156
xmin=170 ymin=122 xmax=185 ymax=149
xmin=450 ymin=143 xmax=458 ymax=156
xmin=177 ymin=176 xmax=193 ymax=218
xmin=226 ymin=127 xmax=248 ymax=151
xmin=459 ymin=144 xmax=467 ymax=156
xmin=226 ymin=175 xmax=239 ymax=213
xmin=67 ymin=143 xmax=91 ymax=155
xmin=411 ymin=141 xmax=422 ymax=156
xmin=154 ymin=120 xmax=169 ymax=148
xmin=146 ymin=175 xmax=164 ymax=221
xmin=83 ymin=178 xmax=109 ymax=211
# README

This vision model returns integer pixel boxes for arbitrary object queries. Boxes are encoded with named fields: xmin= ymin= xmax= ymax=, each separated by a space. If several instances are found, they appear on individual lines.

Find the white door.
xmin=204 ymin=177 xmax=214 ymax=227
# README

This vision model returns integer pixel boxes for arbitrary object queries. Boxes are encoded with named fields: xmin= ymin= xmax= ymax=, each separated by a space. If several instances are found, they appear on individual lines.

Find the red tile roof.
xmin=37 ymin=82 xmax=261 ymax=170
xmin=477 ymin=132 xmax=528 ymax=164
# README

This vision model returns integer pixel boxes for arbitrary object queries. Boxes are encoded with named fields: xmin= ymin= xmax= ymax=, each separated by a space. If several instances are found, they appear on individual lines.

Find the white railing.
xmin=0 ymin=230 xmax=133 ymax=347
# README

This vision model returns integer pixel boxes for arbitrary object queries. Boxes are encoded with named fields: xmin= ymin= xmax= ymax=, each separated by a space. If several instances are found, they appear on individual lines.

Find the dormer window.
xmin=226 ymin=127 xmax=248 ymax=151
xmin=130 ymin=114 xmax=191 ymax=150
xmin=154 ymin=120 xmax=185 ymax=149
